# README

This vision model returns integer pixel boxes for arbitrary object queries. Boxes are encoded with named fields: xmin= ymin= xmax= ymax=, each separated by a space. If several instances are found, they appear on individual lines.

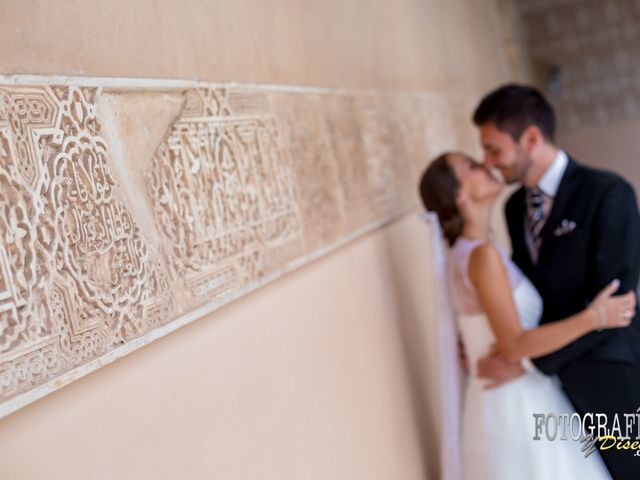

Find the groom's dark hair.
xmin=472 ymin=84 xmax=556 ymax=142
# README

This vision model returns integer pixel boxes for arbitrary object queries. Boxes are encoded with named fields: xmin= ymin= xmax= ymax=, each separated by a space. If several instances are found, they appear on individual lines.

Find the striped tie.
xmin=526 ymin=187 xmax=546 ymax=260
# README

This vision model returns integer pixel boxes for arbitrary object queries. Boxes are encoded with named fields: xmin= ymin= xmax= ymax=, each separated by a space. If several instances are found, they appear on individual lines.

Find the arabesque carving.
xmin=0 ymin=79 xmax=471 ymax=415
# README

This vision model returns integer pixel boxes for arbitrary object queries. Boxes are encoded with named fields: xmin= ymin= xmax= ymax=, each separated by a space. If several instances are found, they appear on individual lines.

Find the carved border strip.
xmin=0 ymin=76 xmax=476 ymax=418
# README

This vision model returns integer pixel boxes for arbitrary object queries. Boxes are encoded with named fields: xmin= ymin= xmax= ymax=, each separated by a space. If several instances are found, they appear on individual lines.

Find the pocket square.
xmin=553 ymin=219 xmax=577 ymax=237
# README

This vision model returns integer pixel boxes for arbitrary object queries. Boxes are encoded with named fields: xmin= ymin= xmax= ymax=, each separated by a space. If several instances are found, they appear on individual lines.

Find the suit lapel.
xmin=537 ymin=157 xmax=580 ymax=263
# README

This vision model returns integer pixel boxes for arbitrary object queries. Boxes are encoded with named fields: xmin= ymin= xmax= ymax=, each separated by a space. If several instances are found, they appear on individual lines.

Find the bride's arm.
xmin=468 ymin=244 xmax=633 ymax=362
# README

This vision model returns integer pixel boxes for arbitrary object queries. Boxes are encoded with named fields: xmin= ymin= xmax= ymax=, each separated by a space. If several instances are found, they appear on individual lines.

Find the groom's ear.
xmin=520 ymin=125 xmax=544 ymax=152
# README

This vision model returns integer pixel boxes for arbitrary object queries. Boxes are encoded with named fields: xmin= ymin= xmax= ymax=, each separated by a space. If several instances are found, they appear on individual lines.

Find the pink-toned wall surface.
xmin=0 ymin=1 xmax=512 ymax=478
xmin=0 ymin=220 xmax=433 ymax=479
xmin=559 ymin=120 xmax=640 ymax=198
xmin=0 ymin=0 xmax=506 ymax=94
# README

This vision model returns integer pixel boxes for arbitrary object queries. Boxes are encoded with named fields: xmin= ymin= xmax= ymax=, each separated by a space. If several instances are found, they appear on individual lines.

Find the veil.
xmin=419 ymin=211 xmax=464 ymax=480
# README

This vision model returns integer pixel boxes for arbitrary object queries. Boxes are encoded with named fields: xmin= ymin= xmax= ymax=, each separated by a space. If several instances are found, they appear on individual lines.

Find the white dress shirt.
xmin=538 ymin=149 xmax=569 ymax=198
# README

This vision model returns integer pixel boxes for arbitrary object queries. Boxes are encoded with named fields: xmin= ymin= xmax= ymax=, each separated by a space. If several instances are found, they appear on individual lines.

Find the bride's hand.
xmin=589 ymin=279 xmax=637 ymax=330
xmin=477 ymin=343 xmax=525 ymax=389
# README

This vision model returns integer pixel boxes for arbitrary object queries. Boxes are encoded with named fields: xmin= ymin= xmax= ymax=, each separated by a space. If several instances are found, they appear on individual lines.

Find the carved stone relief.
xmin=0 ymin=78 xmax=475 ymax=416
xmin=0 ymin=85 xmax=172 ymax=402
xmin=147 ymin=88 xmax=304 ymax=302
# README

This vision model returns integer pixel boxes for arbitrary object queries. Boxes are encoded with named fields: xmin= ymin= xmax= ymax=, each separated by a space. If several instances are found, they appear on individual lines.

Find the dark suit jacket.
xmin=505 ymin=156 xmax=640 ymax=374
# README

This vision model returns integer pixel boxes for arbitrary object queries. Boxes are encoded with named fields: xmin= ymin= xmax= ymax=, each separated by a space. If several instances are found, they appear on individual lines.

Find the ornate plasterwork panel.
xmin=517 ymin=0 xmax=640 ymax=130
xmin=0 ymin=85 xmax=172 ymax=403
xmin=148 ymin=88 xmax=304 ymax=300
xmin=0 ymin=77 xmax=475 ymax=416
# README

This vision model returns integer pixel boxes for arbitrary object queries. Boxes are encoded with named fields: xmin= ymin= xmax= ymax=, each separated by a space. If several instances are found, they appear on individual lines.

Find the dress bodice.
xmin=449 ymin=237 xmax=543 ymax=375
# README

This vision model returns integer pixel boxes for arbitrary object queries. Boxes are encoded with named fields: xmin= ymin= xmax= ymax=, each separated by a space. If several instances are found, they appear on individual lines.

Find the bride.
xmin=419 ymin=151 xmax=636 ymax=479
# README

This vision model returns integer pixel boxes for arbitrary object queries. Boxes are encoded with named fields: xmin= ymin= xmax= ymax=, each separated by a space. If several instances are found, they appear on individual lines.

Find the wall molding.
xmin=0 ymin=76 xmax=475 ymax=418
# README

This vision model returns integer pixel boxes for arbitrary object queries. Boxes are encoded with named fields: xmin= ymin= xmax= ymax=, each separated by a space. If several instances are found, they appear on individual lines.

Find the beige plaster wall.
xmin=559 ymin=120 xmax=640 ymax=198
xmin=0 ymin=0 xmax=505 ymax=93
xmin=0 ymin=219 xmax=434 ymax=480
xmin=0 ymin=1 xmax=511 ymax=479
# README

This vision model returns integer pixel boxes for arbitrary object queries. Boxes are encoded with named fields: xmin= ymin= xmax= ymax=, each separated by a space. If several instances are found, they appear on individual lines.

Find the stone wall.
xmin=0 ymin=79 xmax=476 ymax=415
xmin=0 ymin=1 xmax=512 ymax=478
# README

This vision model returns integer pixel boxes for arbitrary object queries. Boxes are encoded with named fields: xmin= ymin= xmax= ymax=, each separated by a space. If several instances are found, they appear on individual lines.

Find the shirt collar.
xmin=537 ymin=149 xmax=568 ymax=198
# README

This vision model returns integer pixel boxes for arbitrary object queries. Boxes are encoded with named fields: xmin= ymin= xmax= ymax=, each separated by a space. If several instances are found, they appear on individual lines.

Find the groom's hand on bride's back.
xmin=477 ymin=343 xmax=525 ymax=389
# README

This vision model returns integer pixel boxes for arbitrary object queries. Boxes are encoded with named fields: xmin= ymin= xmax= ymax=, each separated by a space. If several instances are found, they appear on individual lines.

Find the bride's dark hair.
xmin=418 ymin=152 xmax=464 ymax=246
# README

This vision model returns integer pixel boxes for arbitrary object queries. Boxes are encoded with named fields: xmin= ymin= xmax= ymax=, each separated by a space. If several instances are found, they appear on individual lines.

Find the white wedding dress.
xmin=450 ymin=237 xmax=612 ymax=480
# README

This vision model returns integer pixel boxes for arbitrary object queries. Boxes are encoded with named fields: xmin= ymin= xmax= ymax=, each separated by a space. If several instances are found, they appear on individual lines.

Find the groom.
xmin=472 ymin=84 xmax=640 ymax=479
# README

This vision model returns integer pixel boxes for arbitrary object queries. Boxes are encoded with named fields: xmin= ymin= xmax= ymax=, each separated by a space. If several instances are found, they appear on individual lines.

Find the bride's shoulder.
xmin=467 ymin=242 xmax=501 ymax=264
xmin=451 ymin=237 xmax=497 ymax=260
xmin=467 ymin=242 xmax=507 ymax=283
xmin=451 ymin=238 xmax=509 ymax=268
